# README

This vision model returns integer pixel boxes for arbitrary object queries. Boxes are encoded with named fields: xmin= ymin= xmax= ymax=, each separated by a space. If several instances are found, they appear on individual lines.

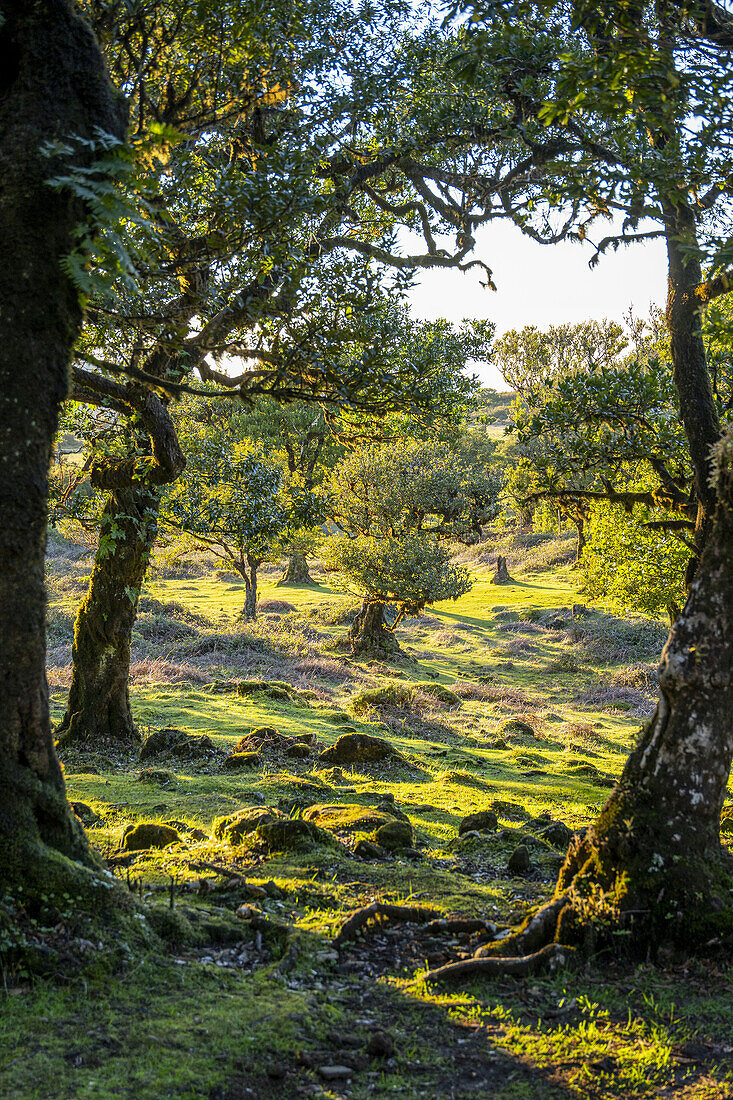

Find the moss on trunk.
xmin=57 ymin=487 xmax=159 ymax=752
xmin=277 ymin=549 xmax=317 ymax=587
xmin=348 ymin=601 xmax=400 ymax=659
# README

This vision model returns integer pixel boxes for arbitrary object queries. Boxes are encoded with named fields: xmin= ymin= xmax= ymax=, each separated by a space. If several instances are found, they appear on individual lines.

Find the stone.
xmin=137 ymin=767 xmax=176 ymax=785
xmin=256 ymin=818 xmax=325 ymax=851
xmin=318 ymin=1066 xmax=352 ymax=1081
xmin=69 ymin=801 xmax=101 ymax=826
xmin=140 ymin=727 xmax=222 ymax=763
xmin=411 ymin=682 xmax=461 ymax=706
xmin=122 ymin=822 xmax=181 ymax=852
xmin=286 ymin=743 xmax=311 ymax=759
xmin=354 ymin=839 xmax=387 ymax=861
xmin=507 ymin=844 xmax=531 ymax=874
xmin=222 ymin=752 xmax=261 ymax=770
xmin=302 ymin=803 xmax=394 ymax=833
xmin=366 ymin=1031 xmax=395 ymax=1058
xmin=535 ymin=820 xmax=574 ymax=849
xmin=213 ymin=806 xmax=284 ymax=844
xmin=458 ymin=810 xmax=498 ymax=836
xmin=374 ymin=819 xmax=413 ymax=851
xmin=376 ymin=799 xmax=409 ymax=821
xmin=490 ymin=799 xmax=526 ymax=819
xmin=318 ymin=733 xmax=400 ymax=765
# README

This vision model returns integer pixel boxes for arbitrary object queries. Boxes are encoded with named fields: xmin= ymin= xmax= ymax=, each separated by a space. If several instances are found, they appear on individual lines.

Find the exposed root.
xmin=334 ymin=902 xmax=441 ymax=946
xmin=424 ymin=917 xmax=496 ymax=935
xmin=474 ymin=895 xmax=569 ymax=959
xmin=421 ymin=942 xmax=574 ymax=985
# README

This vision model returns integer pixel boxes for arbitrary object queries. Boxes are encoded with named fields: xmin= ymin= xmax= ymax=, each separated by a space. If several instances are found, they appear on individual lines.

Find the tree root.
xmin=424 ymin=917 xmax=496 ymax=935
xmin=422 ymin=942 xmax=574 ymax=985
xmin=334 ymin=902 xmax=441 ymax=945
xmin=474 ymin=895 xmax=569 ymax=959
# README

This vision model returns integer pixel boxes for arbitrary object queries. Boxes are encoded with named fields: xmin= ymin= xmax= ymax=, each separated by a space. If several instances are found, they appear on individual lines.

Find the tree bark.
xmin=0 ymin=0 xmax=129 ymax=912
xmin=239 ymin=556 xmax=260 ymax=621
xmin=550 ymin=430 xmax=733 ymax=951
xmin=56 ymin=487 xmax=159 ymax=752
xmin=277 ymin=549 xmax=317 ymax=586
xmin=348 ymin=600 xmax=400 ymax=658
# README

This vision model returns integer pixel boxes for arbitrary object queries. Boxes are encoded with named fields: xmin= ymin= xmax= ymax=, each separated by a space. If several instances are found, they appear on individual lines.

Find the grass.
xmin=2 ymin=530 xmax=732 ymax=1099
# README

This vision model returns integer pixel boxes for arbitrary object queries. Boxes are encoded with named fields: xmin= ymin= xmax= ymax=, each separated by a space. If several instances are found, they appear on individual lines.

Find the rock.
xmin=319 ymin=766 xmax=346 ymax=782
xmin=494 ymin=718 xmax=535 ymax=740
xmin=222 ymin=752 xmax=261 ymax=770
xmin=137 ymin=767 xmax=176 ymax=785
xmin=286 ymin=743 xmax=311 ymax=759
xmin=411 ymin=682 xmax=461 ymax=706
xmin=140 ymin=727 xmax=222 ymax=763
xmin=302 ymin=803 xmax=394 ymax=833
xmin=69 ymin=801 xmax=101 ymax=826
xmin=374 ymin=819 xmax=413 ymax=851
xmin=458 ymin=810 xmax=498 ymax=836
xmin=536 ymin=820 xmax=574 ymax=848
xmin=256 ymin=818 xmax=325 ymax=851
xmin=366 ymin=1031 xmax=395 ymax=1058
xmin=236 ymin=679 xmax=303 ymax=703
xmin=507 ymin=844 xmax=531 ymax=874
xmin=213 ymin=806 xmax=284 ymax=844
xmin=318 ymin=733 xmax=401 ymax=765
xmin=354 ymin=839 xmax=387 ymax=861
xmin=122 ymin=822 xmax=181 ymax=851
xmin=318 ymin=1066 xmax=353 ymax=1081
xmin=376 ymin=791 xmax=395 ymax=803
xmin=236 ymin=726 xmax=293 ymax=753
xmin=376 ymin=799 xmax=409 ymax=821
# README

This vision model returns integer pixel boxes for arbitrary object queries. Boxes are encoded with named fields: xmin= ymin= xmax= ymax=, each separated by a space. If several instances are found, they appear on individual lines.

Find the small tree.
xmin=325 ymin=438 xmax=493 ymax=654
xmin=325 ymin=533 xmax=471 ymax=656
xmin=163 ymin=427 xmax=287 ymax=621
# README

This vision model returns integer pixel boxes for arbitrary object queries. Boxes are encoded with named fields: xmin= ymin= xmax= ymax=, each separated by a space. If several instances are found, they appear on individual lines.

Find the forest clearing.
xmin=0 ymin=527 xmax=728 ymax=1099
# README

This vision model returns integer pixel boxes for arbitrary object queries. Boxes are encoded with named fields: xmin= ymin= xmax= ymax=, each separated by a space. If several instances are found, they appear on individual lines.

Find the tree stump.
xmin=491 ymin=555 xmax=515 ymax=585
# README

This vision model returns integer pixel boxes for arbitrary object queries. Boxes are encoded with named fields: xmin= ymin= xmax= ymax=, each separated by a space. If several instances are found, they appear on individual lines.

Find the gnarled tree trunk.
xmin=56 ymin=486 xmax=159 ymax=752
xmin=0 ymin=0 xmax=132 ymax=922
xmin=277 ymin=548 xmax=317 ymax=586
xmin=348 ymin=600 xmax=400 ymax=658
xmin=238 ymin=555 xmax=261 ymax=621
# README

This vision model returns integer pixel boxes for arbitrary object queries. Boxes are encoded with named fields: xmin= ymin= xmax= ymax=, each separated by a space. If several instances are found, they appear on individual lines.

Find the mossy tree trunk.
xmin=348 ymin=600 xmax=400 ymax=658
xmin=0 ymin=0 xmax=133 ymax=915
xmin=277 ymin=549 xmax=317 ymax=586
xmin=56 ymin=486 xmax=160 ymax=752
xmin=238 ymin=555 xmax=261 ymax=621
xmin=552 ymin=439 xmax=733 ymax=950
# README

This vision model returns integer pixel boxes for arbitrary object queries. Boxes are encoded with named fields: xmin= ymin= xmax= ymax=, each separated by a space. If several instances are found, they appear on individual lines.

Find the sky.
xmin=407 ymin=220 xmax=669 ymax=389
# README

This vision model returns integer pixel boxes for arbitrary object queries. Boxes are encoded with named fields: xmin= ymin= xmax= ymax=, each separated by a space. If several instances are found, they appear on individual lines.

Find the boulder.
xmin=222 ymin=752 xmax=261 ymax=770
xmin=286 ymin=743 xmax=311 ymax=759
xmin=374 ymin=819 xmax=413 ymax=851
xmin=354 ymin=839 xmax=388 ymax=861
xmin=122 ymin=822 xmax=181 ymax=852
xmin=137 ymin=767 xmax=176 ymax=786
xmin=458 ymin=810 xmax=498 ymax=836
xmin=303 ymin=803 xmax=394 ymax=833
xmin=535 ymin=820 xmax=574 ymax=849
xmin=70 ymin=801 xmax=101 ymax=826
xmin=507 ymin=844 xmax=531 ymax=875
xmin=213 ymin=807 xmax=284 ymax=844
xmin=140 ymin=727 xmax=222 ymax=763
xmin=411 ymin=682 xmax=461 ymax=706
xmin=256 ymin=818 xmax=326 ymax=851
xmin=494 ymin=718 xmax=536 ymax=740
xmin=318 ymin=733 xmax=400 ymax=765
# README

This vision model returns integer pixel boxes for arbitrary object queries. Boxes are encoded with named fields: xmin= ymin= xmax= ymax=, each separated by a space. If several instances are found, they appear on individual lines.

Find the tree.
xmin=325 ymin=533 xmax=472 ymax=656
xmin=441 ymin=0 xmax=733 ymax=959
xmin=0 ymin=0 xmax=136 ymax=934
xmin=163 ymin=414 xmax=288 ymax=621
xmin=57 ymin=0 xmax=521 ymax=751
xmin=325 ymin=438 xmax=498 ymax=654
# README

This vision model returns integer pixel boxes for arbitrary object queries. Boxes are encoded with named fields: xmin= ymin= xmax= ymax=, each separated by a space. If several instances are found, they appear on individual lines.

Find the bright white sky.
xmin=407 ymin=220 xmax=669 ymax=389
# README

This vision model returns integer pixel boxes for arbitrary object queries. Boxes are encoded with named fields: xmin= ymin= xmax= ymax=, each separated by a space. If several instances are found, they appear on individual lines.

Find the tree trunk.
xmin=550 ymin=432 xmax=733 ymax=951
xmin=277 ymin=549 xmax=317 ymax=586
xmin=0 ymin=1 xmax=133 ymax=923
xmin=491 ymin=555 xmax=515 ymax=585
xmin=348 ymin=600 xmax=400 ymax=658
xmin=240 ymin=556 xmax=260 ymax=621
xmin=56 ymin=486 xmax=159 ymax=752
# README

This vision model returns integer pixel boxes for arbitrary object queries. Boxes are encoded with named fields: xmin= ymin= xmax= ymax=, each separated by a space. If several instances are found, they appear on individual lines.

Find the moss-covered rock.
xmin=137 ymin=767 xmax=176 ymax=786
xmin=494 ymin=718 xmax=536 ymax=740
xmin=302 ymin=803 xmax=394 ymax=833
xmin=70 ymin=801 xmax=102 ymax=826
xmin=256 ymin=818 xmax=326 ymax=851
xmin=507 ymin=844 xmax=531 ymax=874
xmin=222 ymin=751 xmax=261 ymax=770
xmin=235 ymin=680 xmax=307 ymax=705
xmin=318 ymin=733 xmax=401 ymax=765
xmin=213 ymin=807 xmax=284 ymax=844
xmin=458 ymin=810 xmax=498 ymax=835
xmin=374 ymin=819 xmax=413 ymax=850
xmin=122 ymin=822 xmax=181 ymax=851
xmin=350 ymin=683 xmax=412 ymax=715
xmin=140 ymin=727 xmax=222 ymax=763
xmin=411 ymin=682 xmax=461 ymax=706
